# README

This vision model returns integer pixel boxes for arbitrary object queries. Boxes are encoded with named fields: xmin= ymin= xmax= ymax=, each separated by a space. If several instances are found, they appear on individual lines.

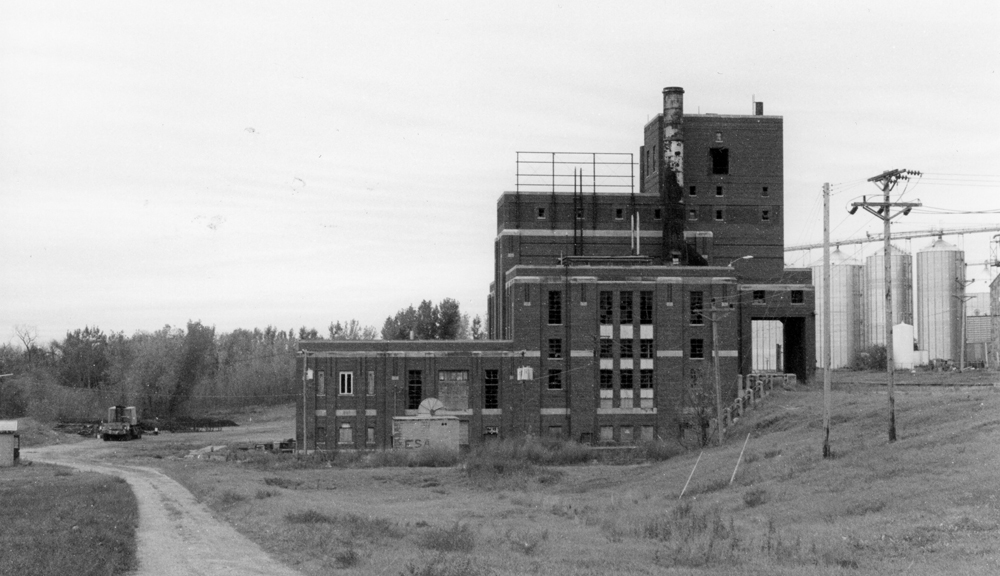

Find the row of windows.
xmin=316 ymin=371 xmax=372 ymax=396
xmin=752 ymin=289 xmax=804 ymax=304
xmin=687 ymin=206 xmax=775 ymax=222
xmin=599 ymin=369 xmax=655 ymax=389
xmin=600 ymin=291 xmax=654 ymax=324
xmin=599 ymin=339 xmax=655 ymax=359
xmin=536 ymin=207 xmax=664 ymax=221
xmin=687 ymin=184 xmax=770 ymax=197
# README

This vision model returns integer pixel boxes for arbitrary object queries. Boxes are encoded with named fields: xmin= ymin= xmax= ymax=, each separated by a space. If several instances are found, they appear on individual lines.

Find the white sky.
xmin=2 ymin=1 xmax=998 ymax=345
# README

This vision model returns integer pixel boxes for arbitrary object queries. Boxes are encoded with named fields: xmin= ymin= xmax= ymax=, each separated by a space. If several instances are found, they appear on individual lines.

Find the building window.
xmin=716 ymin=186 xmax=724 ymax=197
xmin=615 ymin=208 xmax=624 ymax=220
xmin=620 ymin=291 xmax=633 ymax=324
xmin=548 ymin=425 xmax=563 ymax=438
xmin=791 ymin=290 xmax=804 ymax=304
xmin=690 ymin=339 xmax=705 ymax=359
xmin=620 ymin=370 xmax=634 ymax=389
xmin=548 ymin=291 xmax=562 ymax=324
xmin=317 ymin=371 xmax=326 ymax=396
xmin=575 ymin=207 xmax=584 ymax=220
xmin=599 ymin=370 xmax=613 ymax=389
xmin=548 ymin=338 xmax=562 ymax=359
xmin=753 ymin=290 xmax=766 ymax=304
xmin=710 ymin=148 xmax=729 ymax=175
xmin=762 ymin=186 xmax=769 ymax=197
xmin=407 ymin=370 xmax=422 ymax=410
xmin=689 ymin=186 xmax=697 ymax=196
xmin=366 ymin=426 xmax=375 ymax=445
xmin=537 ymin=207 xmax=546 ymax=219
xmin=621 ymin=426 xmax=635 ymax=444
xmin=640 ymin=339 xmax=654 ymax=359
xmin=620 ymin=339 xmax=634 ymax=358
xmin=690 ymin=291 xmax=704 ymax=325
xmin=666 ymin=283 xmax=673 ymax=304
xmin=688 ymin=209 xmax=698 ymax=221
xmin=367 ymin=371 xmax=375 ymax=396
xmin=600 ymin=339 xmax=613 ymax=358
xmin=338 ymin=423 xmax=353 ymax=444
xmin=339 ymin=372 xmax=353 ymax=395
xmin=640 ymin=291 xmax=653 ymax=324
xmin=600 ymin=426 xmax=614 ymax=442
xmin=599 ymin=291 xmax=613 ymax=324
xmin=640 ymin=369 xmax=654 ymax=388
xmin=547 ymin=369 xmax=563 ymax=390
xmin=654 ymin=209 xmax=662 ymax=220
xmin=580 ymin=285 xmax=588 ymax=305
xmin=715 ymin=131 xmax=723 ymax=143
xmin=438 ymin=370 xmax=469 ymax=382
xmin=761 ymin=209 xmax=771 ymax=222
xmin=523 ymin=285 xmax=531 ymax=306
xmin=484 ymin=369 xmax=499 ymax=409
xmin=714 ymin=208 xmax=725 ymax=221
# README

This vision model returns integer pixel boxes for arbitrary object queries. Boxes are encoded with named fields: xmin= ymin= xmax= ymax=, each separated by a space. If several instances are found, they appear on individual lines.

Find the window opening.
xmin=366 ymin=427 xmax=375 ymax=444
xmin=791 ymin=290 xmax=804 ymax=304
xmin=338 ymin=423 xmax=353 ymax=444
xmin=599 ymin=291 xmax=613 ymax=324
xmin=620 ymin=291 xmax=633 ymax=324
xmin=339 ymin=372 xmax=353 ymax=395
xmin=689 ymin=186 xmax=697 ymax=196
xmin=484 ymin=369 xmax=499 ymax=409
xmin=761 ymin=209 xmax=770 ymax=222
xmin=762 ymin=186 xmax=769 ymax=197
xmin=580 ymin=285 xmax=588 ymax=305
xmin=547 ymin=369 xmax=563 ymax=390
xmin=640 ymin=291 xmax=653 ymax=324
xmin=690 ymin=338 xmax=705 ymax=359
xmin=367 ymin=371 xmax=375 ymax=395
xmin=615 ymin=208 xmax=624 ymax=220
xmin=752 ymin=290 xmax=766 ymax=304
xmin=639 ymin=339 xmax=654 ymax=359
xmin=620 ymin=339 xmax=633 ymax=359
xmin=537 ymin=207 xmax=546 ymax=219
xmin=688 ymin=209 xmax=698 ymax=221
xmin=710 ymin=148 xmax=729 ymax=175
xmin=690 ymin=291 xmax=704 ymax=325
xmin=620 ymin=370 xmax=634 ymax=389
xmin=640 ymin=369 xmax=654 ymax=388
xmin=599 ymin=370 xmax=613 ymax=389
xmin=654 ymin=208 xmax=662 ymax=220
xmin=548 ymin=338 xmax=562 ymax=359
xmin=407 ymin=370 xmax=422 ymax=410
xmin=600 ymin=339 xmax=613 ymax=358
xmin=523 ymin=285 xmax=531 ymax=305
xmin=548 ymin=291 xmax=562 ymax=324
xmin=715 ymin=209 xmax=725 ymax=221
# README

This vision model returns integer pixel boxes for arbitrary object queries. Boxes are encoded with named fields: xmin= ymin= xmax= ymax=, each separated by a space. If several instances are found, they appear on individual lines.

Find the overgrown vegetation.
xmin=0 ymin=466 xmax=138 ymax=576
xmin=852 ymin=344 xmax=887 ymax=371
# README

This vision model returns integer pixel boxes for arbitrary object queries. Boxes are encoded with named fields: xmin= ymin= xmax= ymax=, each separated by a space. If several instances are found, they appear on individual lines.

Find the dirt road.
xmin=25 ymin=437 xmax=303 ymax=576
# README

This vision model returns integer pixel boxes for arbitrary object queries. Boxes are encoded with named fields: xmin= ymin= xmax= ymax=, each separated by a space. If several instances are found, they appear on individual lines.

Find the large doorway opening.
xmin=752 ymin=320 xmax=784 ymax=372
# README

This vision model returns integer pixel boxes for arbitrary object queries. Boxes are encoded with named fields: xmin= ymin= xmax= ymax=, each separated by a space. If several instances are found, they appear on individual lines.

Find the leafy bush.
xmin=852 ymin=345 xmax=887 ymax=371
xmin=416 ymin=523 xmax=475 ymax=553
xmin=743 ymin=487 xmax=767 ymax=508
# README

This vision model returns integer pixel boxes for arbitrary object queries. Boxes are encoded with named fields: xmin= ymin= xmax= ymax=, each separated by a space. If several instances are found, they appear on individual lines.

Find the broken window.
xmin=339 ymin=372 xmax=353 ymax=395
xmin=575 ymin=207 xmax=584 ymax=220
xmin=407 ymin=370 xmax=422 ymax=410
xmin=690 ymin=291 xmax=704 ymax=325
xmin=438 ymin=370 xmax=469 ymax=411
xmin=548 ymin=338 xmax=562 ymax=359
xmin=620 ymin=291 xmax=633 ymax=324
xmin=537 ymin=207 xmax=546 ymax=219
xmin=710 ymin=148 xmax=729 ymax=175
xmin=484 ymin=369 xmax=499 ymax=409
xmin=640 ymin=369 xmax=654 ymax=388
xmin=547 ymin=369 xmax=563 ymax=390
xmin=620 ymin=340 xmax=633 ymax=358
xmin=599 ymin=370 xmax=613 ymax=389
xmin=761 ymin=209 xmax=771 ymax=222
xmin=600 ymin=339 xmax=613 ymax=358
xmin=548 ymin=291 xmax=562 ymax=325
xmin=690 ymin=339 xmax=705 ymax=359
xmin=753 ymin=290 xmax=766 ymax=304
xmin=640 ymin=291 xmax=653 ymax=324
xmin=791 ymin=290 xmax=804 ymax=304
xmin=640 ymin=339 xmax=654 ymax=359
xmin=620 ymin=370 xmax=634 ymax=389
xmin=599 ymin=291 xmax=613 ymax=324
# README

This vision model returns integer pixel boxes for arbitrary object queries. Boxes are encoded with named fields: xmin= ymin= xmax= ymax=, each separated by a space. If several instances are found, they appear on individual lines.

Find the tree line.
xmin=0 ymin=300 xmax=484 ymax=422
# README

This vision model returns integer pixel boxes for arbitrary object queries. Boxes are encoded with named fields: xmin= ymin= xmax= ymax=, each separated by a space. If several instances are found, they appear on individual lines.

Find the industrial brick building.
xmin=297 ymin=87 xmax=814 ymax=451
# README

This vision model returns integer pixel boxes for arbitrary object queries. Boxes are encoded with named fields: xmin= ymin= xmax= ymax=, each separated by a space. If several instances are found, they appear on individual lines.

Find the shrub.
xmin=286 ymin=510 xmax=336 ymax=524
xmin=335 ymin=548 xmax=360 ymax=568
xmin=743 ymin=487 xmax=767 ymax=508
xmin=852 ymin=345 xmax=887 ymax=371
xmin=401 ymin=555 xmax=491 ymax=576
xmin=217 ymin=491 xmax=247 ymax=506
xmin=263 ymin=476 xmax=301 ymax=489
xmin=417 ymin=523 xmax=475 ymax=553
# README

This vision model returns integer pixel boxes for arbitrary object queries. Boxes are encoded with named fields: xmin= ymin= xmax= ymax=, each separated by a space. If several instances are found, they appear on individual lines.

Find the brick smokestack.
xmin=661 ymin=87 xmax=687 ymax=263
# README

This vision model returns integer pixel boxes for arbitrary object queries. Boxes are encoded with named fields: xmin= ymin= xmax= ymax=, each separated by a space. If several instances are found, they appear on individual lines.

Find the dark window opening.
xmin=407 ymin=370 xmax=422 ymax=410
xmin=640 ymin=339 xmax=654 ymax=359
xmin=715 ymin=209 xmax=725 ymax=221
xmin=615 ymin=208 xmax=624 ymax=220
xmin=654 ymin=208 xmax=662 ymax=220
xmin=710 ymin=148 xmax=729 ymax=175
xmin=640 ymin=291 xmax=653 ymax=324
xmin=689 ymin=186 xmax=697 ymax=196
xmin=523 ymin=285 xmax=531 ymax=305
xmin=762 ymin=186 xmax=769 ymax=197
xmin=620 ymin=340 xmax=633 ymax=359
xmin=640 ymin=370 xmax=654 ymax=389
xmin=547 ymin=369 xmax=563 ymax=390
xmin=791 ymin=290 xmax=804 ymax=304
xmin=620 ymin=291 xmax=633 ymax=324
xmin=580 ymin=285 xmax=588 ymax=305
xmin=761 ymin=209 xmax=770 ymax=221
xmin=690 ymin=339 xmax=705 ymax=359
xmin=575 ymin=207 xmax=584 ymax=220
xmin=599 ymin=370 xmax=613 ymax=389
xmin=599 ymin=291 xmax=613 ymax=324
xmin=548 ymin=291 xmax=562 ymax=324
xmin=690 ymin=291 xmax=704 ymax=325
xmin=752 ymin=290 xmax=766 ymax=304
xmin=600 ymin=339 xmax=613 ymax=358
xmin=620 ymin=370 xmax=634 ymax=389
xmin=716 ymin=186 xmax=723 ymax=197
xmin=484 ymin=369 xmax=499 ymax=409
xmin=688 ymin=209 xmax=698 ymax=221
xmin=548 ymin=338 xmax=562 ymax=359
xmin=537 ymin=207 xmax=546 ymax=219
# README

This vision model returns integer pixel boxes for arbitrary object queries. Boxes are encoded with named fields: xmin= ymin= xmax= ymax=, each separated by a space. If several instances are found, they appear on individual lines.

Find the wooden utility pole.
xmin=701 ymin=300 xmax=734 ymax=446
xmin=822 ymin=183 xmax=833 ymax=458
xmin=954 ymin=279 xmax=975 ymax=371
xmin=849 ymin=169 xmax=921 ymax=442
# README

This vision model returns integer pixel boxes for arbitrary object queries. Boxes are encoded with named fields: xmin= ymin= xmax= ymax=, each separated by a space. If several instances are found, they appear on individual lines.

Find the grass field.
xmin=154 ymin=380 xmax=1000 ymax=576
xmin=0 ymin=464 xmax=138 ymax=576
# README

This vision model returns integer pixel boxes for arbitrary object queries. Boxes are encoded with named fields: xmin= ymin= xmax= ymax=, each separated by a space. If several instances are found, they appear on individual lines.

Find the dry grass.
xmin=0 ymin=464 xmax=138 ymax=576
xmin=148 ymin=378 xmax=1000 ymax=575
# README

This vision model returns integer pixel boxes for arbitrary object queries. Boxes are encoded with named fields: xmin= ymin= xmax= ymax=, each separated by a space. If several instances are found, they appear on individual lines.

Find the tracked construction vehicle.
xmin=100 ymin=405 xmax=142 ymax=441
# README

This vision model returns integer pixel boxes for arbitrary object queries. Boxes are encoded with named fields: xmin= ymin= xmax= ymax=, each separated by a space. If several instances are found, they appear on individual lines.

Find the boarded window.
xmin=367 ymin=371 xmax=375 ymax=396
xmin=338 ymin=423 xmax=353 ymax=444
xmin=599 ymin=291 xmax=613 ymax=324
xmin=599 ymin=426 xmax=614 ymax=442
xmin=621 ymin=426 xmax=635 ymax=444
xmin=366 ymin=426 xmax=375 ymax=444
xmin=548 ymin=425 xmax=563 ymax=438
xmin=688 ymin=209 xmax=698 ymax=221
xmin=640 ymin=425 xmax=655 ymax=441
xmin=407 ymin=370 xmax=422 ymax=410
xmin=437 ymin=370 xmax=469 ymax=411
xmin=548 ymin=291 xmax=562 ymax=325
xmin=484 ymin=369 xmax=499 ymax=409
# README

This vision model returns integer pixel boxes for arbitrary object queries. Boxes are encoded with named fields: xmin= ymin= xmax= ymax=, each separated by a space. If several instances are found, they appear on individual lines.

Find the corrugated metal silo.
xmin=811 ymin=248 xmax=863 ymax=368
xmin=916 ymin=237 xmax=965 ymax=361
xmin=862 ymin=245 xmax=913 ymax=348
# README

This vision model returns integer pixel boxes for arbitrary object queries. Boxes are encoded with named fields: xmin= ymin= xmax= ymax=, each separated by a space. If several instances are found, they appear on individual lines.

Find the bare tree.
xmin=13 ymin=324 xmax=38 ymax=366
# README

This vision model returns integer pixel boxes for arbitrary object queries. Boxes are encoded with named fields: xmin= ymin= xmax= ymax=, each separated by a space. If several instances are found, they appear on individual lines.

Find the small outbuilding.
xmin=0 ymin=420 xmax=20 ymax=467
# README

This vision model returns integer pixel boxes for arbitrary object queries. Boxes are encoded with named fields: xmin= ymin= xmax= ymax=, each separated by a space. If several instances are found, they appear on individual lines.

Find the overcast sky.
xmin=2 ymin=1 xmax=998 ymax=345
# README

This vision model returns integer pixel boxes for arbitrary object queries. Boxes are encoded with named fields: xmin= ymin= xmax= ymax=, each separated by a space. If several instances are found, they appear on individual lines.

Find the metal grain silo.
xmin=811 ymin=249 xmax=863 ymax=368
xmin=916 ymin=237 xmax=965 ymax=361
xmin=862 ymin=245 xmax=913 ymax=348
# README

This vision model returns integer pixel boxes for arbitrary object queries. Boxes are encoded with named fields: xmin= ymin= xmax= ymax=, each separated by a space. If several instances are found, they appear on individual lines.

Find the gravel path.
xmin=25 ymin=442 xmax=303 ymax=576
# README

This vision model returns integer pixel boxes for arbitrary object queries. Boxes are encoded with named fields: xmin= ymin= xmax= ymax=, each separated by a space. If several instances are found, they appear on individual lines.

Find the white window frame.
xmin=339 ymin=371 xmax=354 ymax=395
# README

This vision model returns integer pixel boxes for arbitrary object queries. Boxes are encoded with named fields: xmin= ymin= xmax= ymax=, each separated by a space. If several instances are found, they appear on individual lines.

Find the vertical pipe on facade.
xmin=661 ymin=87 xmax=686 ymax=263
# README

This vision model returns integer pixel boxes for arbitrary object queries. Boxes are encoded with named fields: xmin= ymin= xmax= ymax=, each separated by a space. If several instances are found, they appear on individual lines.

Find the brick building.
xmin=298 ymin=87 xmax=814 ymax=451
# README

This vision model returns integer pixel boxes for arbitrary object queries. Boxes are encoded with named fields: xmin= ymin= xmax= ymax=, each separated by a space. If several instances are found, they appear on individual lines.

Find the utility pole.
xmin=849 ymin=169 xmax=921 ymax=442
xmin=954 ymin=278 xmax=975 ymax=371
xmin=701 ymin=299 xmax=734 ymax=446
xmin=822 ymin=183 xmax=833 ymax=458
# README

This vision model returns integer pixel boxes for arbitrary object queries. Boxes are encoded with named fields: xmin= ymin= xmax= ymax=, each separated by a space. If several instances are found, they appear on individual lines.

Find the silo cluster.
xmin=813 ymin=237 xmax=968 ymax=368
